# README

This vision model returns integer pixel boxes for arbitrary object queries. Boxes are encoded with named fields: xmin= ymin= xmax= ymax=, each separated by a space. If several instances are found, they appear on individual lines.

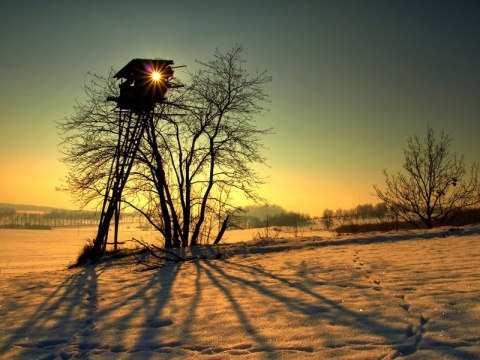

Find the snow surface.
xmin=1 ymin=227 xmax=479 ymax=359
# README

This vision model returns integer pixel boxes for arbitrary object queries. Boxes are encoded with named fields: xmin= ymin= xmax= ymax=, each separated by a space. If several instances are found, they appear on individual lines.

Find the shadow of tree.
xmin=1 ymin=257 xmax=186 ymax=358
xmin=0 ymin=265 xmax=99 ymax=357
xmin=199 ymin=259 xmax=399 ymax=348
xmin=1 ymin=237 xmax=479 ymax=359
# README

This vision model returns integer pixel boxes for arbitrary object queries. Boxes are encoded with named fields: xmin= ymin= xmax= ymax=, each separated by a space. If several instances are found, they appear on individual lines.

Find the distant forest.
xmin=230 ymin=205 xmax=313 ymax=229
xmin=0 ymin=203 xmax=313 ymax=230
xmin=323 ymin=202 xmax=480 ymax=233
xmin=0 ymin=203 xmax=139 ymax=229
xmin=3 ymin=201 xmax=478 ymax=233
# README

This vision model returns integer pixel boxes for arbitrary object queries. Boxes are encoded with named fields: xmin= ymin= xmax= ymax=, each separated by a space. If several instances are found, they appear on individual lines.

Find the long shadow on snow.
xmin=196 ymin=255 xmax=478 ymax=358
xmin=0 ymin=264 xmax=102 ymax=358
xmin=201 ymin=258 xmax=399 ymax=350
xmin=0 ymin=258 xmax=181 ymax=358
xmin=196 ymin=260 xmax=277 ymax=354
xmin=125 ymin=262 xmax=182 ymax=358
xmin=3 ymin=232 xmax=477 ymax=359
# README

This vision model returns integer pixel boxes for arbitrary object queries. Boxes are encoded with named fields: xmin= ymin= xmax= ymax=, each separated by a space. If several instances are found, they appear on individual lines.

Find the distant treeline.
xmin=0 ymin=208 xmax=141 ymax=229
xmin=0 ymin=203 xmax=58 ymax=213
xmin=230 ymin=205 xmax=313 ymax=229
xmin=0 ymin=203 xmax=313 ymax=231
xmin=1 ymin=224 xmax=53 ymax=230
xmin=322 ymin=203 xmax=480 ymax=234
xmin=333 ymin=203 xmax=388 ymax=220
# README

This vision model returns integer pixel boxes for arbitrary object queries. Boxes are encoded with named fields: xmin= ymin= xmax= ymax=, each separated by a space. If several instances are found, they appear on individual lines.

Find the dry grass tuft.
xmin=68 ymin=240 xmax=97 ymax=268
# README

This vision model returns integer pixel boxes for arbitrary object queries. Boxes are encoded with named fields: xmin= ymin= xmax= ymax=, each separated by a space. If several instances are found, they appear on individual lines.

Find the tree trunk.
xmin=213 ymin=215 xmax=230 ymax=245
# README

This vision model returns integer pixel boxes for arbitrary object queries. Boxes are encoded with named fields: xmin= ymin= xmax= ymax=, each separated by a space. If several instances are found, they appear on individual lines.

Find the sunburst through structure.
xmin=95 ymin=58 xmax=180 ymax=256
xmin=107 ymin=58 xmax=176 ymax=113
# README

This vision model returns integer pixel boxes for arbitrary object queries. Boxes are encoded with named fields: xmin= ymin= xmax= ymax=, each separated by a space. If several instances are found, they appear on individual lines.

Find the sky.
xmin=1 ymin=0 xmax=479 ymax=216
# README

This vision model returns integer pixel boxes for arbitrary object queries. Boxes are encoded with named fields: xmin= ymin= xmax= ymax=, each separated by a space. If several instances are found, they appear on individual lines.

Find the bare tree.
xmin=321 ymin=208 xmax=335 ymax=231
xmin=58 ymin=45 xmax=272 ymax=248
xmin=374 ymin=126 xmax=480 ymax=228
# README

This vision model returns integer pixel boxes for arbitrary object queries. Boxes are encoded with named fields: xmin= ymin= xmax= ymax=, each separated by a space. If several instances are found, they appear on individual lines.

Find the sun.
xmin=151 ymin=71 xmax=161 ymax=82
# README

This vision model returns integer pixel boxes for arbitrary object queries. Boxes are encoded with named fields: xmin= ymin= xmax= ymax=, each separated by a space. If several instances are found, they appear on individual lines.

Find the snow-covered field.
xmin=0 ymin=226 xmax=329 ymax=274
xmin=0 ymin=226 xmax=160 ymax=273
xmin=1 ymin=227 xmax=479 ymax=359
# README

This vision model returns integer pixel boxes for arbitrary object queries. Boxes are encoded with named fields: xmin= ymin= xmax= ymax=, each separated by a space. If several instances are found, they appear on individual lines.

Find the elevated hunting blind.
xmin=93 ymin=58 xmax=179 ymax=256
xmin=107 ymin=58 xmax=175 ymax=112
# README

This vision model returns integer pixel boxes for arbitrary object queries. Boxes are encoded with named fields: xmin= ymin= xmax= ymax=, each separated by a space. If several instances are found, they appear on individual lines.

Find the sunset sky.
xmin=1 ymin=1 xmax=479 ymax=216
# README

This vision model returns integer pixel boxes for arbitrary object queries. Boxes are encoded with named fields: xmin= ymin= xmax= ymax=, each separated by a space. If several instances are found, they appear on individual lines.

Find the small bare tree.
xmin=374 ymin=126 xmax=480 ymax=228
xmin=321 ymin=208 xmax=335 ymax=231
